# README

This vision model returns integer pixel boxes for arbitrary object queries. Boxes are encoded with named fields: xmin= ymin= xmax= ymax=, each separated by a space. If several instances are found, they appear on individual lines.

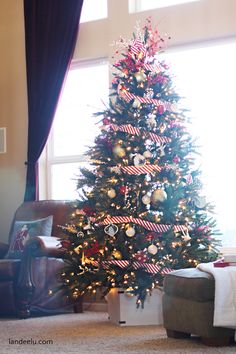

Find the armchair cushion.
xmin=0 ymin=259 xmax=20 ymax=280
xmin=6 ymin=215 xmax=53 ymax=259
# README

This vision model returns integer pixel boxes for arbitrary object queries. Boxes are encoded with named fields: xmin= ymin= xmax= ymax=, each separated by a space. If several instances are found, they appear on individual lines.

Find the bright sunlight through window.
xmin=129 ymin=0 xmax=200 ymax=13
xmin=80 ymin=0 xmax=107 ymax=23
xmin=163 ymin=42 xmax=236 ymax=246
xmin=47 ymin=60 xmax=108 ymax=200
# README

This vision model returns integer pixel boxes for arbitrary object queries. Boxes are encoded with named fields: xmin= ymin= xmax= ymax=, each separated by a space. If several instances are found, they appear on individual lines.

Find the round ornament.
xmin=151 ymin=189 xmax=167 ymax=203
xmin=157 ymin=105 xmax=165 ymax=115
xmin=107 ymin=188 xmax=116 ymax=199
xmin=143 ymin=150 xmax=152 ymax=159
xmin=125 ymin=226 xmax=135 ymax=237
xmin=147 ymin=244 xmax=158 ymax=255
xmin=103 ymin=118 xmax=110 ymax=125
xmin=133 ymin=154 xmax=146 ymax=166
xmin=113 ymin=144 xmax=126 ymax=158
xmin=119 ymin=186 xmax=127 ymax=195
xmin=142 ymin=194 xmax=151 ymax=205
xmin=112 ymin=250 xmax=122 ymax=259
xmin=134 ymin=70 xmax=147 ymax=82
xmin=132 ymin=98 xmax=141 ymax=109
xmin=194 ymin=196 xmax=207 ymax=209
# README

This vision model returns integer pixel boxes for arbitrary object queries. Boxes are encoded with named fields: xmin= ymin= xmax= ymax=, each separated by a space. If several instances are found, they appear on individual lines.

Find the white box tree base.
xmin=106 ymin=288 xmax=163 ymax=326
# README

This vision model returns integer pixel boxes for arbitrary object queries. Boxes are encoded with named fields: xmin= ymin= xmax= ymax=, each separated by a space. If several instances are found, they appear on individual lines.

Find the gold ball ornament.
xmin=142 ymin=194 xmax=151 ymax=205
xmin=113 ymin=144 xmax=126 ymax=158
xmin=151 ymin=189 xmax=167 ymax=203
xmin=147 ymin=244 xmax=158 ymax=255
xmin=125 ymin=226 xmax=136 ymax=237
xmin=143 ymin=150 xmax=152 ymax=159
xmin=112 ymin=250 xmax=122 ymax=259
xmin=107 ymin=188 xmax=116 ymax=199
xmin=134 ymin=70 xmax=147 ymax=83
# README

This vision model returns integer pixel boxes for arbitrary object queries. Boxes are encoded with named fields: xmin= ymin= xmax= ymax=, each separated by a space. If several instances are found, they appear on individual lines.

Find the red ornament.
xmin=145 ymin=232 xmax=159 ymax=241
xmin=119 ymin=186 xmax=127 ymax=195
xmin=82 ymin=205 xmax=96 ymax=216
xmin=173 ymin=155 xmax=180 ymax=164
xmin=133 ymin=250 xmax=148 ymax=263
xmin=84 ymin=241 xmax=99 ymax=257
xmin=60 ymin=240 xmax=70 ymax=249
xmin=157 ymin=105 xmax=165 ymax=114
xmin=103 ymin=118 xmax=110 ymax=125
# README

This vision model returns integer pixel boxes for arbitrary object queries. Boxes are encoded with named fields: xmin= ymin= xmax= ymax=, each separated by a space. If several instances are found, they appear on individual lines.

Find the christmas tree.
xmin=60 ymin=19 xmax=220 ymax=306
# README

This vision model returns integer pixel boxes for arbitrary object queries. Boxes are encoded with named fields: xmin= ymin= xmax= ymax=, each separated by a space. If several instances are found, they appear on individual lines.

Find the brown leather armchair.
xmin=0 ymin=200 xmax=82 ymax=318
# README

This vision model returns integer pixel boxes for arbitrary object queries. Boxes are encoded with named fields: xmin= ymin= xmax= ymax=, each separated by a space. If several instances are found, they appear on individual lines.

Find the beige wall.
xmin=0 ymin=0 xmax=236 ymax=243
xmin=0 ymin=0 xmax=27 ymax=243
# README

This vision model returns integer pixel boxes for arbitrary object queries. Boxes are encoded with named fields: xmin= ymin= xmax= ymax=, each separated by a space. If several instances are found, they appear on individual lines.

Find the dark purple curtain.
xmin=24 ymin=0 xmax=84 ymax=201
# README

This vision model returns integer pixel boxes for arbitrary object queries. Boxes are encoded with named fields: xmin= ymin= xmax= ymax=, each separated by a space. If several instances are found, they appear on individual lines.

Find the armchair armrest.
xmin=24 ymin=236 xmax=65 ymax=258
xmin=0 ymin=241 xmax=9 ymax=258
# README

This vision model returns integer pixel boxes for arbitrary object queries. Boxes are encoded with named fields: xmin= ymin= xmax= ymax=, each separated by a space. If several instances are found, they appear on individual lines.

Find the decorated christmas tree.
xmin=60 ymin=19 xmax=220 ymax=306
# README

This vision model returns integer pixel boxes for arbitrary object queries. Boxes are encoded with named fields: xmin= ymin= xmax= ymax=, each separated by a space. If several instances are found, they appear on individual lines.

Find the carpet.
xmin=0 ymin=311 xmax=235 ymax=354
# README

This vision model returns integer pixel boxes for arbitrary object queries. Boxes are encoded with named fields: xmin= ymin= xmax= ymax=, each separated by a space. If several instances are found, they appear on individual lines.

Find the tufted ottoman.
xmin=162 ymin=268 xmax=235 ymax=346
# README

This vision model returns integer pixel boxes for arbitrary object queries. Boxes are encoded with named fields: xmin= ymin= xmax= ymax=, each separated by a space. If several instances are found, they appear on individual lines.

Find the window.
xmin=80 ymin=0 xmax=107 ymax=23
xmin=162 ymin=42 xmax=236 ymax=246
xmin=129 ymin=0 xmax=200 ymax=12
xmin=43 ymin=60 xmax=109 ymax=200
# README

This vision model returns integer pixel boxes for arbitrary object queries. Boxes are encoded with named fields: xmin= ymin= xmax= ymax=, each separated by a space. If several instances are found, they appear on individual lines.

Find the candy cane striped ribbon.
xmin=122 ymin=165 xmax=161 ymax=175
xmin=99 ymin=216 xmax=187 ymax=233
xmin=120 ymin=90 xmax=173 ymax=112
xmin=109 ymin=123 xmax=171 ymax=144
xmin=93 ymin=260 xmax=172 ymax=275
xmin=143 ymin=63 xmax=164 ymax=73
xmin=130 ymin=39 xmax=146 ymax=57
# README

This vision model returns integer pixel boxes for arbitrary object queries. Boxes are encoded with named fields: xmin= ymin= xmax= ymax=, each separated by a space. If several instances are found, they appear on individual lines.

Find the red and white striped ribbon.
xmin=110 ymin=123 xmax=140 ymax=136
xmin=94 ymin=260 xmax=172 ymax=275
xmin=130 ymin=39 xmax=146 ymax=57
xmin=122 ymin=165 xmax=161 ymax=175
xmin=120 ymin=90 xmax=173 ymax=112
xmin=143 ymin=63 xmax=164 ymax=73
xmin=109 ymin=123 xmax=171 ymax=144
xmin=99 ymin=216 xmax=187 ymax=233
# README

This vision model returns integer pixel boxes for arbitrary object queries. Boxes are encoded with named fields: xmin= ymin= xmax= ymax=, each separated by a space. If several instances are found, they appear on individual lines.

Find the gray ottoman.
xmin=162 ymin=268 xmax=235 ymax=346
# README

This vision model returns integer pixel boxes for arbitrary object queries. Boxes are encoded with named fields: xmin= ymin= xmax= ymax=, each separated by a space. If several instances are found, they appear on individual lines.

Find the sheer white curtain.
xmin=164 ymin=42 xmax=236 ymax=246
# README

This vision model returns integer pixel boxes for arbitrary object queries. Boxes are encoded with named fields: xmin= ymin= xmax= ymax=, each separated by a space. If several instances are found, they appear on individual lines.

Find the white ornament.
xmin=107 ymin=188 xmax=116 ymax=199
xmin=133 ymin=153 xmax=146 ymax=166
xmin=157 ymin=143 xmax=166 ymax=157
xmin=110 ymin=166 xmax=122 ymax=175
xmin=147 ymin=244 xmax=158 ymax=255
xmin=151 ymin=189 xmax=167 ymax=203
xmin=132 ymin=98 xmax=141 ymax=108
xmin=125 ymin=226 xmax=136 ymax=237
xmin=143 ymin=150 xmax=152 ymax=159
xmin=142 ymin=194 xmax=151 ymax=205
xmin=194 ymin=196 xmax=207 ymax=209
xmin=104 ymin=223 xmax=119 ymax=237
xmin=147 ymin=113 xmax=157 ymax=128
